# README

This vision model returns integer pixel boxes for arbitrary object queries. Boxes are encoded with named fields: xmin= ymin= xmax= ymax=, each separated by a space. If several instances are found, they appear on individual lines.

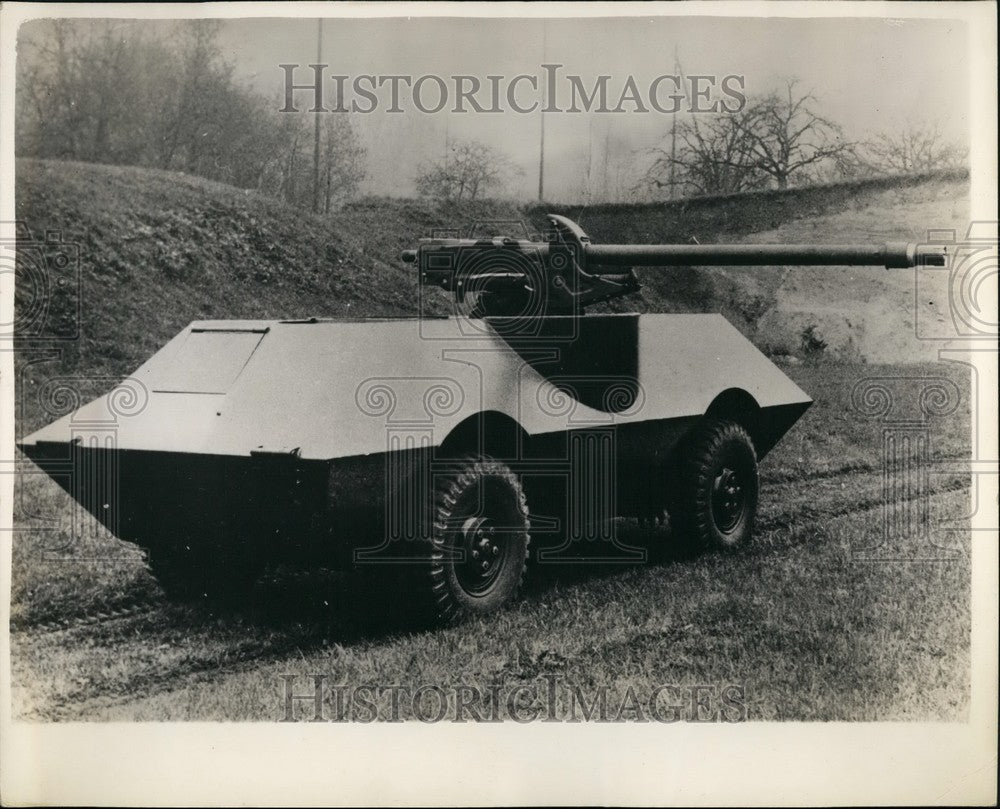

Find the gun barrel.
xmin=403 ymin=242 xmax=947 ymax=269
xmin=585 ymin=242 xmax=946 ymax=269
xmin=402 ymin=214 xmax=947 ymax=315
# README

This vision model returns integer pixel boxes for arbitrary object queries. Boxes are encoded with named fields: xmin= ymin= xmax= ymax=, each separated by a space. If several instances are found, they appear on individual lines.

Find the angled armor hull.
xmin=20 ymin=313 xmax=810 ymax=561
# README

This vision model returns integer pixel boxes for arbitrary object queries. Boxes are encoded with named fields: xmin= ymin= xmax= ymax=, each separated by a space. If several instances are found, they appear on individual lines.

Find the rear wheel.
xmin=415 ymin=455 xmax=530 ymax=624
xmin=670 ymin=419 xmax=759 ymax=552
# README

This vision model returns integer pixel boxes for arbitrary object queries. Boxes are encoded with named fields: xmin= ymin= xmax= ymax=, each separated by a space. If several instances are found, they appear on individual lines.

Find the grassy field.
xmin=10 ymin=361 xmax=972 ymax=721
xmin=10 ymin=160 xmax=973 ymax=721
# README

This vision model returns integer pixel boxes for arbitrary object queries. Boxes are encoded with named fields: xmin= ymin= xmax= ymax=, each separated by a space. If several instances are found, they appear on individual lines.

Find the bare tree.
xmin=415 ymin=140 xmax=521 ymax=201
xmin=75 ymin=22 xmax=129 ymax=161
xmin=643 ymin=109 xmax=768 ymax=197
xmin=158 ymin=21 xmax=225 ymax=171
xmin=16 ymin=19 xmax=368 ymax=209
xmin=737 ymin=79 xmax=851 ymax=189
xmin=864 ymin=121 xmax=968 ymax=174
xmin=17 ymin=20 xmax=90 ymax=158
xmin=257 ymin=110 xmax=366 ymax=210
xmin=822 ymin=145 xmax=870 ymax=182
xmin=642 ymin=79 xmax=853 ymax=197
xmin=320 ymin=117 xmax=366 ymax=212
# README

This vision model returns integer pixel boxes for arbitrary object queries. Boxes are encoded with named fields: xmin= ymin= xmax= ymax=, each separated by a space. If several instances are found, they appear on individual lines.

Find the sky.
xmin=218 ymin=15 xmax=970 ymax=200
xmin=27 ymin=14 xmax=975 ymax=201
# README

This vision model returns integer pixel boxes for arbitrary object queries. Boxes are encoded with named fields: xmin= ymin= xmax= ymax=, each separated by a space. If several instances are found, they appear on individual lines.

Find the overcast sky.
xmin=33 ymin=14 xmax=971 ymax=201
xmin=213 ymin=15 xmax=969 ymax=199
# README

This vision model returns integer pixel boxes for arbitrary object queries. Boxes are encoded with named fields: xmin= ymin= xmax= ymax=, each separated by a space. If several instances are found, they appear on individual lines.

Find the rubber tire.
xmin=417 ymin=455 xmax=530 ymax=624
xmin=669 ymin=418 xmax=759 ymax=553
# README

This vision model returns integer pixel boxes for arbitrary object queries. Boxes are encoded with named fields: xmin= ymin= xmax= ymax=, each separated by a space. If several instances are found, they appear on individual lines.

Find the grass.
xmin=762 ymin=360 xmax=971 ymax=481
xmin=9 ymin=160 xmax=974 ymax=720
xmin=10 ymin=362 xmax=972 ymax=721
xmin=10 ymin=488 xmax=969 ymax=722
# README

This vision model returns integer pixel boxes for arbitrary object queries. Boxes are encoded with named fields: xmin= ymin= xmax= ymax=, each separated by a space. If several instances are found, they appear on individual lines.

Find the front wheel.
xmin=419 ymin=455 xmax=531 ymax=624
xmin=670 ymin=419 xmax=759 ymax=552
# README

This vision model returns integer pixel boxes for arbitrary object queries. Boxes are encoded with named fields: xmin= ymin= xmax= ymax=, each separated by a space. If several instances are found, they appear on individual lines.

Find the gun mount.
xmin=402 ymin=214 xmax=948 ymax=317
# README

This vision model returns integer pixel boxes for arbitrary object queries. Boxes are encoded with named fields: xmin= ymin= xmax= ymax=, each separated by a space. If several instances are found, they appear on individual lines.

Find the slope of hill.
xmin=535 ymin=171 xmax=968 ymax=356
xmin=14 ymin=158 xmax=968 ymax=430
xmin=13 ymin=160 xmax=521 ymax=430
xmin=740 ymin=183 xmax=968 ymax=361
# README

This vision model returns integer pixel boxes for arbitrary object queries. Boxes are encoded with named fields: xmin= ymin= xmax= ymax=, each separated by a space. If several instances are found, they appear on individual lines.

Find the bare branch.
xmin=414 ymin=139 xmax=521 ymax=201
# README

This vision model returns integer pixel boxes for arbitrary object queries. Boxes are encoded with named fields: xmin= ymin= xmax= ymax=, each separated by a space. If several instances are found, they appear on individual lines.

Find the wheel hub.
xmin=711 ymin=467 xmax=745 ymax=533
xmin=457 ymin=516 xmax=505 ymax=594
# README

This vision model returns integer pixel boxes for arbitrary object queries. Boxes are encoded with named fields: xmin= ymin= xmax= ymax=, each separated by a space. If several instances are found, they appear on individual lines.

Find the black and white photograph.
xmin=0 ymin=1 xmax=996 ymax=805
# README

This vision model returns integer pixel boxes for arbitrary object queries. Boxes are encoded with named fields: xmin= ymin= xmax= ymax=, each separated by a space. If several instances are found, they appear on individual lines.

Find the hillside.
xmin=13 ymin=160 xmax=522 ymax=430
xmin=536 ymin=171 xmax=968 ymax=357
xmin=736 ymin=186 xmax=968 ymax=360
xmin=14 ymin=159 xmax=968 ymax=430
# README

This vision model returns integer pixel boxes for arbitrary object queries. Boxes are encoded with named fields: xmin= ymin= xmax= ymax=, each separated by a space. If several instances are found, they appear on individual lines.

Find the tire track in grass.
xmin=498 ymin=485 xmax=971 ymax=721
xmin=13 ymin=573 xmax=377 ymax=721
xmin=16 ymin=461 xmax=967 ymax=636
xmin=10 ymin=597 xmax=164 ymax=636
xmin=758 ymin=467 xmax=968 ymax=532
xmin=63 ymin=485 xmax=972 ymax=723
xmin=33 ymin=628 xmax=334 ymax=722
xmin=15 ymin=465 xmax=970 ymax=720
xmin=760 ymin=453 xmax=967 ymax=485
